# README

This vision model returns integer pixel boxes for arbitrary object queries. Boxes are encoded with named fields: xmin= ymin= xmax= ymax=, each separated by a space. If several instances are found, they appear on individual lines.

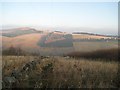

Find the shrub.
xmin=66 ymin=48 xmax=119 ymax=61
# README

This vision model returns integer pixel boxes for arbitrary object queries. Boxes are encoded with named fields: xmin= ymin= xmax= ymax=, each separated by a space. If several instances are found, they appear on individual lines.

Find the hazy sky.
xmin=0 ymin=2 xmax=118 ymax=35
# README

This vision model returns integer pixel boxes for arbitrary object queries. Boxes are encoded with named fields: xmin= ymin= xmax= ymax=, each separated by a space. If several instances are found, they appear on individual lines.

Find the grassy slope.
xmin=2 ymin=33 xmax=45 ymax=50
xmin=72 ymin=34 xmax=112 ymax=39
xmin=2 ymin=56 xmax=119 ymax=88
xmin=72 ymin=34 xmax=118 ymax=52
xmin=73 ymin=41 xmax=118 ymax=52
xmin=1 ymin=33 xmax=118 ymax=56
xmin=2 ymin=29 xmax=42 ymax=37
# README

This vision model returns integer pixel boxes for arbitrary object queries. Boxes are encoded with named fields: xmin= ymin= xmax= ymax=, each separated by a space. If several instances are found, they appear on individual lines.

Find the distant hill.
xmin=1 ymin=27 xmax=43 ymax=37
xmin=1 ymin=27 xmax=74 ymax=55
xmin=1 ymin=27 xmax=118 ymax=55
xmin=38 ymin=32 xmax=73 ymax=47
xmin=72 ymin=32 xmax=117 ymax=40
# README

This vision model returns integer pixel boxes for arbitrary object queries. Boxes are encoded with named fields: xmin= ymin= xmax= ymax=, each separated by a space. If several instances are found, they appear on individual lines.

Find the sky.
xmin=0 ymin=2 xmax=118 ymax=35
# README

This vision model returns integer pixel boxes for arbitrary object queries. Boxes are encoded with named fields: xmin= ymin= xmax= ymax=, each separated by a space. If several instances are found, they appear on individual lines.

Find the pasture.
xmin=73 ymin=40 xmax=118 ymax=52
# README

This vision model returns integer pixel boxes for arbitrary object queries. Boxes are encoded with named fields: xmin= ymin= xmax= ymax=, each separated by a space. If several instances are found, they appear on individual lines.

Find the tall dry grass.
xmin=2 ymin=56 xmax=119 ymax=88
xmin=2 ymin=56 xmax=40 ymax=76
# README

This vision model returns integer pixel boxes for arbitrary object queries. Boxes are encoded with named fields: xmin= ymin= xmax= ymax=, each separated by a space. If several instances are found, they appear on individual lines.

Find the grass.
xmin=72 ymin=34 xmax=112 ymax=39
xmin=2 ymin=56 xmax=119 ymax=88
xmin=73 ymin=41 xmax=118 ymax=52
xmin=2 ymin=56 xmax=36 ymax=76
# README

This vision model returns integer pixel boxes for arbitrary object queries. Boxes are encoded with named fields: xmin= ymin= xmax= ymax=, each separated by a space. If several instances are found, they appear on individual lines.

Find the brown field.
xmin=2 ymin=56 xmax=119 ymax=88
xmin=72 ymin=34 xmax=112 ymax=39
xmin=73 ymin=41 xmax=118 ymax=52
xmin=37 ymin=47 xmax=74 ymax=56
xmin=1 ymin=32 xmax=118 ymax=55
xmin=2 ymin=33 xmax=74 ymax=55
xmin=2 ymin=33 xmax=46 ymax=50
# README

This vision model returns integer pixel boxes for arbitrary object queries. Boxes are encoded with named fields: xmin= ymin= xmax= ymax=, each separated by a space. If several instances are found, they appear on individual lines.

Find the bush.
xmin=66 ymin=48 xmax=119 ymax=61
xmin=2 ymin=46 xmax=26 ymax=56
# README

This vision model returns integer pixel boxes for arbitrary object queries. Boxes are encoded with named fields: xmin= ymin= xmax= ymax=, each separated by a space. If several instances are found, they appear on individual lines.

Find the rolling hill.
xmin=1 ymin=27 xmax=74 ymax=55
xmin=1 ymin=27 xmax=43 ymax=37
xmin=1 ymin=27 xmax=118 ymax=55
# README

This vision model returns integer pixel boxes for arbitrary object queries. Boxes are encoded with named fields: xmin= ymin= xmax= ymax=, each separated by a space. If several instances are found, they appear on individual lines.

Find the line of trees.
xmin=66 ymin=48 xmax=119 ymax=61
xmin=2 ymin=46 xmax=27 ymax=56
xmin=2 ymin=46 xmax=42 ymax=56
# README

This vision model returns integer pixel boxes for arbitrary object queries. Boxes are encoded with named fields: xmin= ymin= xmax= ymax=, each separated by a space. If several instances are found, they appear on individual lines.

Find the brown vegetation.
xmin=66 ymin=48 xmax=119 ymax=61
xmin=72 ymin=33 xmax=112 ymax=39
xmin=2 ymin=46 xmax=26 ymax=56
xmin=2 ymin=46 xmax=40 ymax=56
xmin=2 ymin=56 xmax=119 ymax=88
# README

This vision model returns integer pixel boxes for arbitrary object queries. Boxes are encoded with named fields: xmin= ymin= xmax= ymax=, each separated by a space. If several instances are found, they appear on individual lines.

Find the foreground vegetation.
xmin=2 ymin=56 xmax=119 ymax=88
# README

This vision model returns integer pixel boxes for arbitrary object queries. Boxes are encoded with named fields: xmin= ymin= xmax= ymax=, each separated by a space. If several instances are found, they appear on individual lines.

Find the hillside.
xmin=1 ymin=27 xmax=43 ymax=37
xmin=1 ymin=27 xmax=118 ymax=55
xmin=1 ymin=28 xmax=74 ymax=55
xmin=72 ymin=33 xmax=114 ymax=40
xmin=38 ymin=31 xmax=73 ymax=47
xmin=2 ymin=33 xmax=45 ymax=50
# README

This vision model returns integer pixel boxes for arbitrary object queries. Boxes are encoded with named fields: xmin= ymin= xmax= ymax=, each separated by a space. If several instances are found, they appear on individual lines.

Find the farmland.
xmin=1 ymin=27 xmax=118 ymax=55
xmin=1 ymin=27 xmax=119 ymax=88
xmin=73 ymin=40 xmax=118 ymax=52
